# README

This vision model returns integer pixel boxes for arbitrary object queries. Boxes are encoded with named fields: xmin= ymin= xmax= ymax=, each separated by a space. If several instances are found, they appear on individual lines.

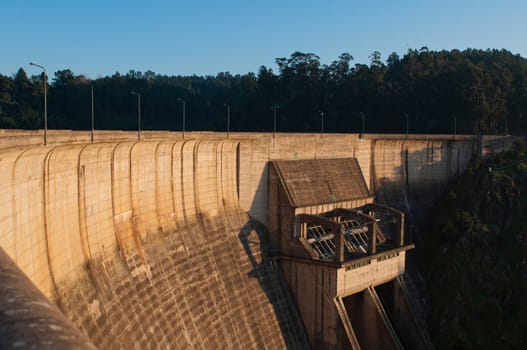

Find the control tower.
xmin=268 ymin=158 xmax=429 ymax=349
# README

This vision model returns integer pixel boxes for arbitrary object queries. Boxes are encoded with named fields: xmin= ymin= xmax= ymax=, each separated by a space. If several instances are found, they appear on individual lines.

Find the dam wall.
xmin=0 ymin=129 xmax=507 ymax=348
xmin=0 ymin=137 xmax=309 ymax=349
xmin=241 ymin=133 xmax=477 ymax=225
xmin=371 ymin=138 xmax=475 ymax=222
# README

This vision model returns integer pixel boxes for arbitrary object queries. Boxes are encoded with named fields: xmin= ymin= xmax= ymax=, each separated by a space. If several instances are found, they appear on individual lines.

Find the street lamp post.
xmin=91 ymin=84 xmax=94 ymax=143
xmin=224 ymin=103 xmax=230 ymax=139
xmin=320 ymin=111 xmax=324 ymax=138
xmin=130 ymin=91 xmax=141 ymax=140
xmin=29 ymin=62 xmax=47 ymax=145
xmin=272 ymin=106 xmax=278 ymax=139
xmin=177 ymin=98 xmax=186 ymax=139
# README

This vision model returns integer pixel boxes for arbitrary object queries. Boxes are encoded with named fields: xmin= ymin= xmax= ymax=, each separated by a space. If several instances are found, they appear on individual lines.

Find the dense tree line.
xmin=425 ymin=142 xmax=527 ymax=348
xmin=1 ymin=48 xmax=527 ymax=134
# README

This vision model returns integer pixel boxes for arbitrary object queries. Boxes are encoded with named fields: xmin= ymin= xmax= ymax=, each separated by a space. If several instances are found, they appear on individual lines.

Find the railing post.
xmin=368 ymin=221 xmax=377 ymax=254
xmin=334 ymin=226 xmax=345 ymax=264
xmin=398 ymin=212 xmax=405 ymax=246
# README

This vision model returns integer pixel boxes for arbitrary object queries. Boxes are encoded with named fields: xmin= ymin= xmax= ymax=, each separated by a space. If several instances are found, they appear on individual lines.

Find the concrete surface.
xmin=0 ymin=129 xmax=511 ymax=349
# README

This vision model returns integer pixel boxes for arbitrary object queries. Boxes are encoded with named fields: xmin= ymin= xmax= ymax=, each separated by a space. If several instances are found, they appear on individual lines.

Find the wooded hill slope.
xmin=425 ymin=141 xmax=527 ymax=349
xmin=1 ymin=48 xmax=526 ymax=135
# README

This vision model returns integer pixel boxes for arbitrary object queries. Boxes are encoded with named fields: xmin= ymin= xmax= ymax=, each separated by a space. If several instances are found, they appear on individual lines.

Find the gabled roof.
xmin=272 ymin=158 xmax=371 ymax=208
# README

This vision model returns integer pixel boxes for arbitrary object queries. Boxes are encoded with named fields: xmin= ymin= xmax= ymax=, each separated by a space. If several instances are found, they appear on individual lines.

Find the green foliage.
xmin=425 ymin=151 xmax=527 ymax=349
xmin=512 ymin=139 xmax=525 ymax=159
xmin=1 ymin=48 xmax=527 ymax=134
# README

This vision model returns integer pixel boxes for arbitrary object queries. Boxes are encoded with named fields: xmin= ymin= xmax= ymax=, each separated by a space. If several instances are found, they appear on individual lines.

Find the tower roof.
xmin=272 ymin=158 xmax=371 ymax=208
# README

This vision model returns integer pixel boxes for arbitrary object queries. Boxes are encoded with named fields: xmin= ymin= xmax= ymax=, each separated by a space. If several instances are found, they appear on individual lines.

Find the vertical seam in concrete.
xmin=214 ymin=139 xmax=222 ymax=212
xmin=110 ymin=142 xmax=124 ymax=258
xmin=153 ymin=140 xmax=163 ymax=235
xmin=77 ymin=143 xmax=93 ymax=263
xmin=177 ymin=139 xmax=191 ymax=256
xmin=241 ymin=139 xmax=252 ymax=213
xmin=129 ymin=141 xmax=147 ymax=265
xmin=192 ymin=140 xmax=207 ymax=233
xmin=217 ymin=140 xmax=228 ymax=230
xmin=180 ymin=140 xmax=190 ymax=229
xmin=10 ymin=148 xmax=31 ymax=262
xmin=42 ymin=147 xmax=59 ymax=301
xmin=129 ymin=141 xmax=137 ymax=223
xmin=169 ymin=141 xmax=179 ymax=231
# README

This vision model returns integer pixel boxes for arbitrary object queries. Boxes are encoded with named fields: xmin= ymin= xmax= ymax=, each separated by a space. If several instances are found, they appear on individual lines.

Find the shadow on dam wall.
xmin=371 ymin=139 xmax=474 ymax=268
xmin=0 ymin=139 xmax=309 ymax=349
xmin=238 ymin=219 xmax=309 ymax=348
xmin=372 ymin=138 xmax=475 ymax=225
xmin=1 ymin=130 xmax=514 ymax=349
xmin=370 ymin=138 xmax=475 ymax=334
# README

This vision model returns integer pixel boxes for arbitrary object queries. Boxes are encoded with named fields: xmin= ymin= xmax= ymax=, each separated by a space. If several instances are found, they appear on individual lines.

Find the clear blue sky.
xmin=2 ymin=0 xmax=526 ymax=78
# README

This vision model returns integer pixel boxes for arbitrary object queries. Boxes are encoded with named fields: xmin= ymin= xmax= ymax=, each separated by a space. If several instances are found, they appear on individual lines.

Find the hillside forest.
xmin=425 ymin=141 xmax=527 ymax=349
xmin=1 ymin=48 xmax=527 ymax=135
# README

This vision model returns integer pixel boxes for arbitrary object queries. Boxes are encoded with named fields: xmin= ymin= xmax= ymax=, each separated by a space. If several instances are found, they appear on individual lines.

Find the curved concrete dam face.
xmin=0 ymin=131 xmax=490 ymax=349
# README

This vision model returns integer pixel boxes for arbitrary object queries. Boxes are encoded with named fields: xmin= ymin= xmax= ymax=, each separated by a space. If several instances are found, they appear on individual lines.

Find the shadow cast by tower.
xmin=238 ymin=217 xmax=310 ymax=349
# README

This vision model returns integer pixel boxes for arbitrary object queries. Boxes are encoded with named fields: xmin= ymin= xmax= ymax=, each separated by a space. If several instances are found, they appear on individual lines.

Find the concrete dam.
xmin=0 ymin=130 xmax=508 ymax=349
